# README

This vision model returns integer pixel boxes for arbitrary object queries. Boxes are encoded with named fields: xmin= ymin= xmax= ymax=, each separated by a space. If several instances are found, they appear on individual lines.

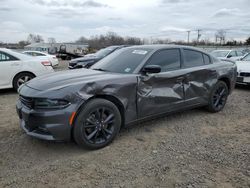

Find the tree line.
xmin=1 ymin=32 xmax=250 ymax=50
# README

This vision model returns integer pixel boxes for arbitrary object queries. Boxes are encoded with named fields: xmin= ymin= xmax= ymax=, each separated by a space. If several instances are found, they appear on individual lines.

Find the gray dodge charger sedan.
xmin=16 ymin=45 xmax=237 ymax=149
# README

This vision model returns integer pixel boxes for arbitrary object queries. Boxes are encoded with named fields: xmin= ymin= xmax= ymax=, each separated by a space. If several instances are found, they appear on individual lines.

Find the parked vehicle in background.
xmin=0 ymin=48 xmax=54 ymax=90
xmin=68 ymin=45 xmax=127 ymax=69
xmin=235 ymin=53 xmax=250 ymax=85
xmin=23 ymin=51 xmax=59 ymax=67
xmin=24 ymin=42 xmax=88 ymax=60
xmin=17 ymin=45 xmax=236 ymax=149
xmin=211 ymin=49 xmax=244 ymax=61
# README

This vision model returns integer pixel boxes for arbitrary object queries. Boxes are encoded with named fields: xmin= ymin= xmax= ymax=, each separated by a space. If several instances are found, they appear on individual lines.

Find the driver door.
xmin=137 ymin=48 xmax=185 ymax=118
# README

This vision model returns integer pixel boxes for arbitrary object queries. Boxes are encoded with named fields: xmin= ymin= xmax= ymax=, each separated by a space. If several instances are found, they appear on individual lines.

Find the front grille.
xmin=240 ymin=72 xmax=250 ymax=77
xmin=20 ymin=96 xmax=33 ymax=109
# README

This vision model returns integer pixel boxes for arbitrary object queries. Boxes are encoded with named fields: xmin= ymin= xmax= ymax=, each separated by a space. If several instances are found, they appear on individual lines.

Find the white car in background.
xmin=0 ymin=48 xmax=54 ymax=90
xmin=23 ymin=51 xmax=59 ymax=67
xmin=236 ymin=53 xmax=250 ymax=85
xmin=211 ymin=50 xmax=245 ymax=61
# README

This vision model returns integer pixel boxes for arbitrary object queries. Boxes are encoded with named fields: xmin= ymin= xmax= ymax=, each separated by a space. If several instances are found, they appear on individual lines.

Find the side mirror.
xmin=227 ymin=55 xmax=232 ymax=58
xmin=142 ymin=65 xmax=161 ymax=74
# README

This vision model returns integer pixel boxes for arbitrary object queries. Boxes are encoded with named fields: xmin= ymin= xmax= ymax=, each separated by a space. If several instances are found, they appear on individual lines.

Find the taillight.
xmin=41 ymin=61 xmax=52 ymax=66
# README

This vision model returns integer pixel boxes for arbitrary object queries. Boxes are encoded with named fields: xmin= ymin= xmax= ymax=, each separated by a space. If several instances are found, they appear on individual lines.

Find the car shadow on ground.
xmin=0 ymin=88 xmax=16 ymax=94
xmin=235 ymin=84 xmax=250 ymax=90
xmin=20 ymin=107 xmax=205 ymax=154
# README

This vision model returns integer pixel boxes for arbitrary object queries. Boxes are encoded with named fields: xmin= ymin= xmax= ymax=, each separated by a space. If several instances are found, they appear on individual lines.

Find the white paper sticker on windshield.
xmin=132 ymin=50 xmax=148 ymax=55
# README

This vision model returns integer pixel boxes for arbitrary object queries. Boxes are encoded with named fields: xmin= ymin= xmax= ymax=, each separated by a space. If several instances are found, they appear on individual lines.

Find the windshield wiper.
xmin=92 ymin=68 xmax=108 ymax=72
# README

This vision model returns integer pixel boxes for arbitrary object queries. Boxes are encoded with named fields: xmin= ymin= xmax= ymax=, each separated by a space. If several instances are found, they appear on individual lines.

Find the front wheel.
xmin=73 ymin=99 xmax=121 ymax=149
xmin=207 ymin=81 xmax=229 ymax=112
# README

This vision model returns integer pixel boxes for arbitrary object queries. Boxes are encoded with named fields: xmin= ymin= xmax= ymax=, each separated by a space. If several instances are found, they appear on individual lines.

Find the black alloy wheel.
xmin=73 ymin=99 xmax=121 ymax=149
xmin=208 ymin=81 xmax=229 ymax=112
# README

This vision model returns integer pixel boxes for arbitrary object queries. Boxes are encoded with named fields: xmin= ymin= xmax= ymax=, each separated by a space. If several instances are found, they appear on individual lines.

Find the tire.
xmin=207 ymin=81 xmax=229 ymax=113
xmin=73 ymin=99 xmax=122 ymax=149
xmin=13 ymin=72 xmax=35 ymax=91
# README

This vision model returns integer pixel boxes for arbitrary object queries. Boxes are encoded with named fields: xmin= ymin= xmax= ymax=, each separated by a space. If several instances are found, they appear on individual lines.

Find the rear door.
xmin=0 ymin=51 xmax=21 ymax=87
xmin=137 ymin=48 xmax=185 ymax=118
xmin=181 ymin=49 xmax=216 ymax=106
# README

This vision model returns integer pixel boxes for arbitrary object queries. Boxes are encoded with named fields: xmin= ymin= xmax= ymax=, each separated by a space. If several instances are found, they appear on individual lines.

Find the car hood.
xmin=25 ymin=69 xmax=133 ymax=91
xmin=236 ymin=61 xmax=250 ymax=72
xmin=71 ymin=55 xmax=98 ymax=63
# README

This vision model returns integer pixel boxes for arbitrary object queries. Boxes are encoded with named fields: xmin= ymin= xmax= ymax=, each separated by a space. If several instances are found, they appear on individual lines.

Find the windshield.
xmin=211 ymin=51 xmax=229 ymax=57
xmin=91 ymin=48 xmax=152 ymax=74
xmin=95 ymin=47 xmax=116 ymax=58
xmin=242 ymin=53 xmax=250 ymax=61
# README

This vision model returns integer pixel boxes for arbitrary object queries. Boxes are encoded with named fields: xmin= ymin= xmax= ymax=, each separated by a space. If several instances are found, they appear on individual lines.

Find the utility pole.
xmin=187 ymin=31 xmax=191 ymax=44
xmin=197 ymin=29 xmax=201 ymax=43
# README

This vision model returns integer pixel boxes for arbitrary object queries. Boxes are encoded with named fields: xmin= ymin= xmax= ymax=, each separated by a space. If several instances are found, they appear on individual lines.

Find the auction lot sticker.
xmin=132 ymin=50 xmax=148 ymax=55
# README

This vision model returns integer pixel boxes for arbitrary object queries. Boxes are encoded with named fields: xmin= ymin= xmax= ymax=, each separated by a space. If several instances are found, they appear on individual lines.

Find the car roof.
xmin=0 ymin=48 xmax=33 ymax=60
xmin=124 ymin=44 xmax=206 ymax=53
xmin=212 ymin=50 xmax=231 ymax=52
xmin=23 ymin=51 xmax=48 ymax=54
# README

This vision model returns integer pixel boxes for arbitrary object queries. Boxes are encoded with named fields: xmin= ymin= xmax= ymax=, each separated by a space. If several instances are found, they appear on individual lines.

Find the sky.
xmin=0 ymin=0 xmax=249 ymax=43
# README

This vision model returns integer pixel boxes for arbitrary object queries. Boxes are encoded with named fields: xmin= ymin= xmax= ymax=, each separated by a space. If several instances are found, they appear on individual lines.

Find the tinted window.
xmin=146 ymin=49 xmax=181 ymax=72
xmin=91 ymin=48 xmax=151 ymax=74
xmin=203 ymin=54 xmax=211 ymax=64
xmin=0 ymin=52 xmax=18 ymax=61
xmin=34 ymin=52 xmax=46 ymax=56
xmin=183 ymin=49 xmax=204 ymax=68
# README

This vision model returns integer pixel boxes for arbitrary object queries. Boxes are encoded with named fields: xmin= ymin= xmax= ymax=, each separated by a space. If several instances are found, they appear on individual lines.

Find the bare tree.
xmin=76 ymin=36 xmax=88 ymax=44
xmin=27 ymin=34 xmax=44 ymax=43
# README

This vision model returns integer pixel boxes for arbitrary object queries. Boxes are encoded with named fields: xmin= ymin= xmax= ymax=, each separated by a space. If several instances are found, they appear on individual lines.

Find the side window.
xmin=183 ymin=49 xmax=204 ymax=68
xmin=203 ymin=54 xmax=211 ymax=64
xmin=36 ymin=52 xmax=46 ymax=56
xmin=146 ymin=49 xmax=181 ymax=72
xmin=0 ymin=52 xmax=17 ymax=61
xmin=0 ymin=52 xmax=10 ymax=61
xmin=229 ymin=51 xmax=237 ymax=57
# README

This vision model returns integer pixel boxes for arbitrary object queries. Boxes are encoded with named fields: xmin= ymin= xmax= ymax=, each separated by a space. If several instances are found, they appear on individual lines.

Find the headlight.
xmin=34 ymin=98 xmax=70 ymax=109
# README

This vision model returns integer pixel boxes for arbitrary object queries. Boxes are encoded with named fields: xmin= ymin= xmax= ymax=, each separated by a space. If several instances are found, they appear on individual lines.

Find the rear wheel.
xmin=207 ymin=81 xmax=229 ymax=112
xmin=13 ymin=72 xmax=35 ymax=90
xmin=73 ymin=99 xmax=121 ymax=149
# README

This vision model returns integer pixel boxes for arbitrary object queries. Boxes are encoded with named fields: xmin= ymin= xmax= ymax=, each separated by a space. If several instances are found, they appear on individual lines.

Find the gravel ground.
xmin=0 ymin=61 xmax=249 ymax=188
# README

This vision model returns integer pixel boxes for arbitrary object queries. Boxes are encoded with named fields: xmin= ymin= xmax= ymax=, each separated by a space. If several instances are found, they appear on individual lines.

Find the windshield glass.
xmin=91 ymin=47 xmax=152 ymax=74
xmin=211 ymin=51 xmax=229 ymax=57
xmin=242 ymin=53 xmax=250 ymax=61
xmin=95 ymin=47 xmax=116 ymax=58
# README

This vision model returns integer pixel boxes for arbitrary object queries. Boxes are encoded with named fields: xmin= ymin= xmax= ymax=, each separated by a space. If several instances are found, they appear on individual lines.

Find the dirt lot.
xmin=0 ymin=61 xmax=250 ymax=188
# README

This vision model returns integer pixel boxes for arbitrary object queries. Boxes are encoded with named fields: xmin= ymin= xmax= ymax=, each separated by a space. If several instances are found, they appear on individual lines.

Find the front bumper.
xmin=16 ymin=99 xmax=75 ymax=141
xmin=236 ymin=76 xmax=250 ymax=85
